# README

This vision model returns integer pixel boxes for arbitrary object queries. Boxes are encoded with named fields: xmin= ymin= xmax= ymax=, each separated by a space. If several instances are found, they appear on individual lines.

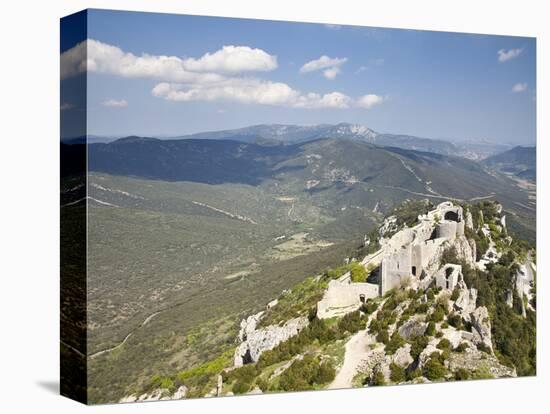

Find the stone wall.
xmin=317 ymin=274 xmax=379 ymax=319
xmin=435 ymin=264 xmax=462 ymax=290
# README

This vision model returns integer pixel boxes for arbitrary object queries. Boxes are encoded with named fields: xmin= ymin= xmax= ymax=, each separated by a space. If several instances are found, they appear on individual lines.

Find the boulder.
xmin=392 ymin=344 xmax=414 ymax=367
xmin=398 ymin=318 xmax=427 ymax=340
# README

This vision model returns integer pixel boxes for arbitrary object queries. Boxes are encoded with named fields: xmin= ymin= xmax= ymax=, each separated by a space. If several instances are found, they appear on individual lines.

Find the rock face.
xmin=454 ymin=284 xmax=478 ymax=316
xmin=398 ymin=318 xmax=427 ymax=340
xmin=465 ymin=210 xmax=474 ymax=230
xmin=234 ymin=317 xmax=309 ymax=367
xmin=471 ymin=306 xmax=493 ymax=351
xmin=238 ymin=311 xmax=264 ymax=342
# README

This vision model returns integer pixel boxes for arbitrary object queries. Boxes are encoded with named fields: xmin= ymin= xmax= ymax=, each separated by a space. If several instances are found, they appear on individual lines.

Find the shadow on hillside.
xmin=82 ymin=139 xmax=306 ymax=186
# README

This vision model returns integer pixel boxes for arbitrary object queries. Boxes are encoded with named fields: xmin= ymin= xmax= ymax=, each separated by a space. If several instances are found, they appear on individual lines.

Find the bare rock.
xmin=392 ymin=344 xmax=413 ymax=367
xmin=172 ymin=385 xmax=188 ymax=400
xmin=454 ymin=286 xmax=477 ymax=315
xmin=465 ymin=210 xmax=474 ymax=230
xmin=448 ymin=348 xmax=516 ymax=378
xmin=398 ymin=318 xmax=427 ymax=340
xmin=471 ymin=306 xmax=493 ymax=351
xmin=238 ymin=311 xmax=264 ymax=342
xmin=234 ymin=317 xmax=309 ymax=367
xmin=418 ymin=342 xmax=440 ymax=369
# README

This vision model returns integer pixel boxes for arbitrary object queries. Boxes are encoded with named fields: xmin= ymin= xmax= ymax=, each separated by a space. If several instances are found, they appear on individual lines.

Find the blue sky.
xmin=61 ymin=9 xmax=536 ymax=145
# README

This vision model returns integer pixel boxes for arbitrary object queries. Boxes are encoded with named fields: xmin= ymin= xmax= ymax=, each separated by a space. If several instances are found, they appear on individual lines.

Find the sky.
xmin=60 ymin=9 xmax=536 ymax=145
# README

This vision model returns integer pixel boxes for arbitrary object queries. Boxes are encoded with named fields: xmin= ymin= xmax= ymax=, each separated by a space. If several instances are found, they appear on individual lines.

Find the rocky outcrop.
xmin=465 ymin=210 xmax=474 ymax=230
xmin=398 ymin=318 xmax=427 ymax=340
xmin=454 ymin=235 xmax=476 ymax=267
xmin=234 ymin=317 xmax=309 ymax=367
xmin=358 ymin=347 xmax=388 ymax=382
xmin=392 ymin=344 xmax=413 ymax=367
xmin=448 ymin=347 xmax=516 ymax=378
xmin=238 ymin=311 xmax=264 ymax=342
xmin=471 ymin=306 xmax=493 ymax=351
xmin=453 ymin=283 xmax=478 ymax=316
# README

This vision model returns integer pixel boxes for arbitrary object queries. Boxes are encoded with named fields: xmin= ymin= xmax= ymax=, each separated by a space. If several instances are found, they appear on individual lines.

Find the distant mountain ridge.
xmin=172 ymin=123 xmax=510 ymax=159
xmin=482 ymin=146 xmax=536 ymax=181
xmin=65 ymin=123 xmax=513 ymax=160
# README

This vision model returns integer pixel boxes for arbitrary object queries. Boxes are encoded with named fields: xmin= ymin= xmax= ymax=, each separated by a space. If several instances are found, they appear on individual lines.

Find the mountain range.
xmin=482 ymin=146 xmax=536 ymax=181
xmin=64 ymin=123 xmax=513 ymax=160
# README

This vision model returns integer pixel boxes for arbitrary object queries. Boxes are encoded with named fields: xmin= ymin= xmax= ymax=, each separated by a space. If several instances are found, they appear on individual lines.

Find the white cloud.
xmin=300 ymin=55 xmax=348 ymax=79
xmin=357 ymin=94 xmax=385 ymax=109
xmin=62 ymin=40 xmax=383 ymax=111
xmin=323 ymin=67 xmax=340 ymax=80
xmin=152 ymin=80 xmax=357 ymax=109
xmin=61 ymin=39 xmax=276 ymax=82
xmin=498 ymin=48 xmax=523 ymax=63
xmin=512 ymin=82 xmax=528 ymax=93
xmin=102 ymin=99 xmax=128 ymax=107
xmin=182 ymin=45 xmax=277 ymax=73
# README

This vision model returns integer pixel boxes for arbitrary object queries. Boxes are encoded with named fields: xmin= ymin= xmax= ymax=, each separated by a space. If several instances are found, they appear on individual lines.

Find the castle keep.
xmin=317 ymin=202 xmax=467 ymax=319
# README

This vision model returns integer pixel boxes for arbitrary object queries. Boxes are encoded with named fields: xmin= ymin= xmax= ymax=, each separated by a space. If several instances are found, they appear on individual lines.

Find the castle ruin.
xmin=317 ymin=202 xmax=468 ymax=319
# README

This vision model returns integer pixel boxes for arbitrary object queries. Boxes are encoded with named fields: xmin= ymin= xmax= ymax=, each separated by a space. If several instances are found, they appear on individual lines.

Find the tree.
xmin=371 ymin=371 xmax=386 ymax=386
xmin=423 ymin=354 xmax=448 ymax=381
xmin=390 ymin=363 xmax=406 ymax=383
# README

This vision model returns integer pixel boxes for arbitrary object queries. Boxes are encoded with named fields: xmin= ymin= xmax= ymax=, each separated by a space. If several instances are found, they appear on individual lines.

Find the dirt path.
xmin=328 ymin=329 xmax=373 ymax=389
xmin=89 ymin=311 xmax=162 ymax=359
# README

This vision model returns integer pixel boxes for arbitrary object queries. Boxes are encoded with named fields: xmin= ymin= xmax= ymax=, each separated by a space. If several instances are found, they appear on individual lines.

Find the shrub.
xmin=337 ymin=310 xmax=364 ymax=334
xmin=232 ymin=380 xmax=252 ymax=394
xmin=406 ymin=367 xmax=422 ymax=381
xmin=423 ymin=353 xmax=448 ymax=381
xmin=425 ymin=322 xmax=436 ymax=336
xmin=376 ymin=329 xmax=389 ymax=345
xmin=436 ymin=338 xmax=452 ymax=351
xmin=455 ymin=342 xmax=469 ymax=353
xmin=410 ymin=336 xmax=430 ymax=360
xmin=454 ymin=368 xmax=470 ymax=381
xmin=362 ymin=300 xmax=379 ymax=315
xmin=370 ymin=371 xmax=386 ymax=386
xmin=350 ymin=262 xmax=368 ymax=283
xmin=471 ymin=366 xmax=494 ymax=380
xmin=385 ymin=333 xmax=406 ymax=355
xmin=447 ymin=313 xmax=463 ymax=330
xmin=428 ymin=307 xmax=445 ymax=323
xmin=451 ymin=288 xmax=460 ymax=301
xmin=277 ymin=355 xmax=336 ymax=391
xmin=256 ymin=378 xmax=268 ymax=392
xmin=476 ymin=343 xmax=491 ymax=354
xmin=390 ymin=363 xmax=406 ymax=383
